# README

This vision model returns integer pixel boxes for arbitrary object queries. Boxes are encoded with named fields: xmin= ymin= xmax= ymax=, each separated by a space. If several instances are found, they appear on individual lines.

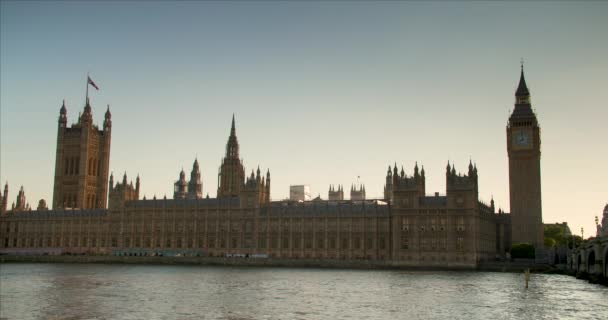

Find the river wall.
xmin=0 ymin=255 xmax=552 ymax=272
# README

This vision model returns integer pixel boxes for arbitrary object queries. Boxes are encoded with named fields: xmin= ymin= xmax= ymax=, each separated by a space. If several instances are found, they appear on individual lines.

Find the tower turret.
xmin=15 ymin=186 xmax=26 ymax=211
xmin=174 ymin=168 xmax=188 ymax=199
xmin=188 ymin=158 xmax=203 ymax=199
xmin=136 ymin=174 xmax=141 ymax=199
xmin=104 ymin=105 xmax=112 ymax=130
xmin=0 ymin=182 xmax=7 ymax=214
xmin=218 ymin=115 xmax=245 ymax=198
xmin=59 ymin=100 xmax=67 ymax=127
xmin=80 ymin=98 xmax=93 ymax=125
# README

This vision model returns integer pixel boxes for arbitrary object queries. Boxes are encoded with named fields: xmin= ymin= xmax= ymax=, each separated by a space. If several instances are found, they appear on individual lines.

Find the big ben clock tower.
xmin=507 ymin=65 xmax=544 ymax=248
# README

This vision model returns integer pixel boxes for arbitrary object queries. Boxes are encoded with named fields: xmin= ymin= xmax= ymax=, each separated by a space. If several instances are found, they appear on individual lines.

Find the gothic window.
xmin=65 ymin=158 xmax=69 ymax=175
xmin=457 ymin=217 xmax=465 ymax=231
xmin=456 ymin=237 xmax=464 ymax=251
xmin=401 ymin=236 xmax=409 ymax=250
xmin=293 ymin=237 xmax=300 ymax=249
xmin=401 ymin=217 xmax=409 ymax=232
xmin=379 ymin=237 xmax=386 ymax=250
xmin=305 ymin=238 xmax=312 ymax=249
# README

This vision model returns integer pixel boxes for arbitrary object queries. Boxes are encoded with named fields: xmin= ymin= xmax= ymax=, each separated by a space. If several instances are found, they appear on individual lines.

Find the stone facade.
xmin=1 ymin=71 xmax=554 ymax=268
xmin=0 ymin=117 xmax=511 ymax=268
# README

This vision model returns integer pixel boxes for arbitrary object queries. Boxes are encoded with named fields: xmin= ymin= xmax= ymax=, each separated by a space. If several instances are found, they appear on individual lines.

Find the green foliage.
xmin=569 ymin=235 xmax=582 ymax=249
xmin=543 ymin=224 xmax=580 ymax=248
xmin=544 ymin=237 xmax=556 ymax=248
xmin=511 ymin=243 xmax=535 ymax=259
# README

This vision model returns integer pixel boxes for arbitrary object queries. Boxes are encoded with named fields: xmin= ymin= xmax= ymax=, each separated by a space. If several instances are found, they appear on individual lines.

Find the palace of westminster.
xmin=0 ymin=68 xmax=546 ymax=267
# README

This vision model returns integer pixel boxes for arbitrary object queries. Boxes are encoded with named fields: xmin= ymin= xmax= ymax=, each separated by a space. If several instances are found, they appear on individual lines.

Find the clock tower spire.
xmin=507 ymin=64 xmax=544 ymax=248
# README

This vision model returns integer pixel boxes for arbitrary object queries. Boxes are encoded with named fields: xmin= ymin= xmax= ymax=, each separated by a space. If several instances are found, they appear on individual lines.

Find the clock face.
xmin=512 ymin=130 xmax=532 ymax=149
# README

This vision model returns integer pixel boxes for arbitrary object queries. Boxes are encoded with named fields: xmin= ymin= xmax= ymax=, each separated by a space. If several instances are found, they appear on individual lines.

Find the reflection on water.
xmin=1 ymin=263 xmax=607 ymax=320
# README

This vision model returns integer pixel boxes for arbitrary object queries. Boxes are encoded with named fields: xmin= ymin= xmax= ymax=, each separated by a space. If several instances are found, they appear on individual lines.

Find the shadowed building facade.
xmin=2 ymin=70 xmax=551 ymax=267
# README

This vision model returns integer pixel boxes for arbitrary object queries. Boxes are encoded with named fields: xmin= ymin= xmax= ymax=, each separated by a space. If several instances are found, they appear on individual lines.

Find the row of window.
xmin=400 ymin=237 xmax=465 ymax=251
xmin=2 ymin=235 xmax=390 ymax=251
xmin=63 ymin=156 xmax=101 ymax=177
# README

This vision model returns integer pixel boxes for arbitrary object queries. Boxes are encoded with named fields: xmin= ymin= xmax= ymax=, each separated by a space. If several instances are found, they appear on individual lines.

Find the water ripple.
xmin=1 ymin=264 xmax=607 ymax=320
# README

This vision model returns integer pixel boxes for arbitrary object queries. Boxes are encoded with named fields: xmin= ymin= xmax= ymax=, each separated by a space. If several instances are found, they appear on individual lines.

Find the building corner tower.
xmin=507 ymin=66 xmax=544 ymax=248
xmin=52 ymin=99 xmax=111 ymax=209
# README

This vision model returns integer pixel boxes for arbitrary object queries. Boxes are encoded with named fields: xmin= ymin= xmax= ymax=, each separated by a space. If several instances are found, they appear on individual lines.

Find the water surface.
xmin=1 ymin=263 xmax=606 ymax=320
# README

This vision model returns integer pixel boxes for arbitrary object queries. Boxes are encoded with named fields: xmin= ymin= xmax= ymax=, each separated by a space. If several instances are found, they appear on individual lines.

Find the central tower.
xmin=217 ymin=115 xmax=245 ymax=198
xmin=507 ymin=66 xmax=543 ymax=247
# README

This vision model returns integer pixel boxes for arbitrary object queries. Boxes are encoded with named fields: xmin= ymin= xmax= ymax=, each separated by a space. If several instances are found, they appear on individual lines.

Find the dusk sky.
xmin=1 ymin=2 xmax=606 ymax=239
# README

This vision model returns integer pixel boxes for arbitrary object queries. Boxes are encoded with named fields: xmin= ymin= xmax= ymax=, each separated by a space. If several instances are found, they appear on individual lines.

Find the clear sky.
xmin=1 ymin=1 xmax=607 ymax=239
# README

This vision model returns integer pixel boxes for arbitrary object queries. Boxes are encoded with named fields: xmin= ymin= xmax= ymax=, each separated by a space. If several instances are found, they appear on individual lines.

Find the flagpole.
xmin=86 ymin=72 xmax=89 ymax=103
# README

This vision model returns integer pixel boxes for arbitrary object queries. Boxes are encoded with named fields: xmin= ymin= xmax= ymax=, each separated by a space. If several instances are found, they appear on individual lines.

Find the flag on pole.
xmin=87 ymin=76 xmax=99 ymax=90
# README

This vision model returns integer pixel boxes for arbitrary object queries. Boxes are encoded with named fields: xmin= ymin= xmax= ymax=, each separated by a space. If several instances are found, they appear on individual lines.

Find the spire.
xmin=515 ymin=62 xmax=531 ymax=105
xmin=84 ymin=97 xmax=92 ymax=114
xmin=225 ymin=115 xmax=240 ymax=159
xmin=104 ymin=104 xmax=112 ymax=130
xmin=59 ymin=100 xmax=67 ymax=125
xmin=192 ymin=158 xmax=199 ymax=171
xmin=123 ymin=172 xmax=127 ymax=185
xmin=516 ymin=63 xmax=530 ymax=97
xmin=80 ymin=97 xmax=93 ymax=124
xmin=231 ymin=114 xmax=236 ymax=137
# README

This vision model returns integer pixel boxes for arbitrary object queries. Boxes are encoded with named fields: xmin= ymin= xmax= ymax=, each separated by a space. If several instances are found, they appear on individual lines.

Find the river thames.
xmin=1 ymin=263 xmax=606 ymax=320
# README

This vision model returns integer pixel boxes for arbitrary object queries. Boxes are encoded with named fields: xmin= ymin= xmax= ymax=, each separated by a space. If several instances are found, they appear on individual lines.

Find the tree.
xmin=511 ymin=243 xmax=535 ymax=259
